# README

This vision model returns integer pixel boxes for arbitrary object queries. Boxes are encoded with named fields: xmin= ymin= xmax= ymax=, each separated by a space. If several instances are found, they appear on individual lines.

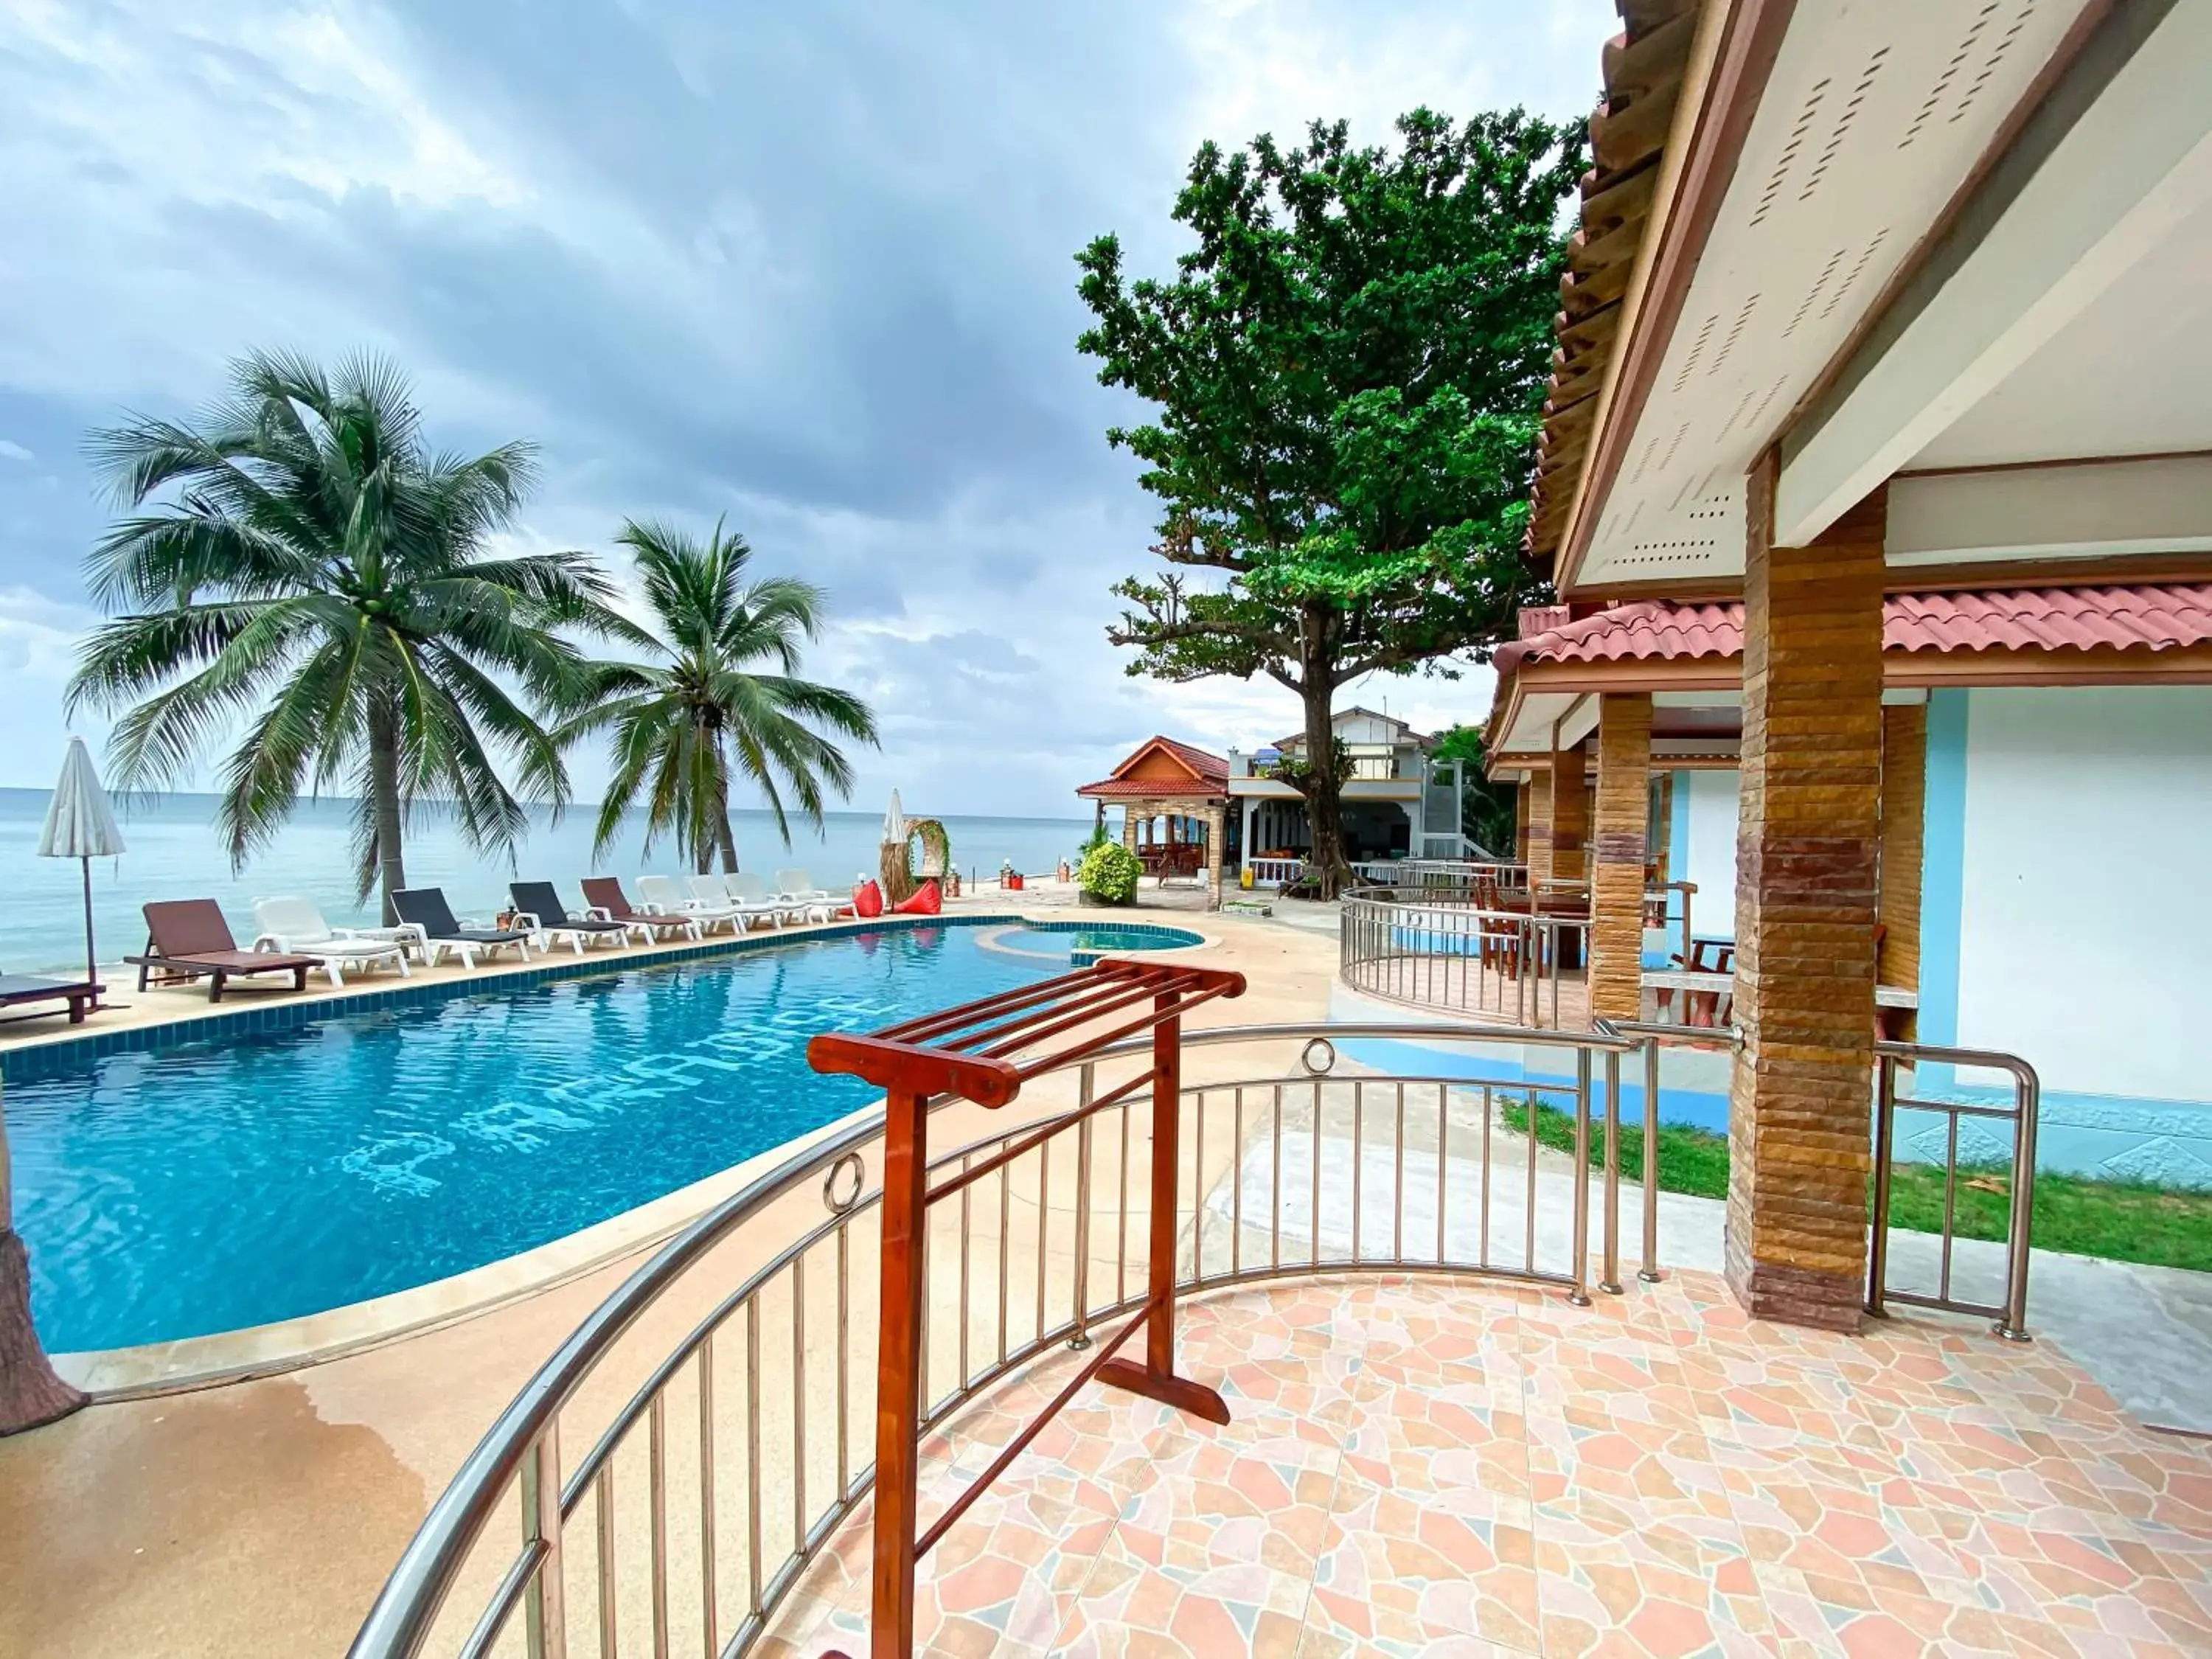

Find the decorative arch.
xmin=880 ymin=817 xmax=952 ymax=905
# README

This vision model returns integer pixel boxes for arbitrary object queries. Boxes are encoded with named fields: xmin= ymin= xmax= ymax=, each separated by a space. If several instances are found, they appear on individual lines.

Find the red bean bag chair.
xmin=891 ymin=879 xmax=942 ymax=916
xmin=852 ymin=878 xmax=884 ymax=918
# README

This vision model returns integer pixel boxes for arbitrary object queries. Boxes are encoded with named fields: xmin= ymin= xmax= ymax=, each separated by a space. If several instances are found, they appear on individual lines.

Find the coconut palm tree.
xmin=69 ymin=350 xmax=633 ymax=919
xmin=566 ymin=518 xmax=877 ymax=872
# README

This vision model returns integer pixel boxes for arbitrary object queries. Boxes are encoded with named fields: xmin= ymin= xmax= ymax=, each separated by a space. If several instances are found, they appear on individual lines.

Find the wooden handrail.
xmin=804 ymin=959 xmax=1245 ymax=1658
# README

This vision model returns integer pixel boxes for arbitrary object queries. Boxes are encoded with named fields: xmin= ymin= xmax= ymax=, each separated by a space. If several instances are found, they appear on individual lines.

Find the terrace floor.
xmin=768 ymin=1272 xmax=2212 ymax=1658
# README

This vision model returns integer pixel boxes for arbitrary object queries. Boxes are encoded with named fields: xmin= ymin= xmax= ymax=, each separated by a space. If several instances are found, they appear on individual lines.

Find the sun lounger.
xmin=390 ymin=888 xmax=535 ymax=968
xmin=251 ymin=896 xmax=412 ymax=987
xmin=0 ymin=972 xmax=102 ymax=1025
xmin=126 ymin=900 xmax=321 ymax=1003
xmin=580 ymin=877 xmax=703 ymax=944
xmin=773 ymin=869 xmax=843 ymax=922
xmin=726 ymin=872 xmax=807 ymax=927
xmin=639 ymin=874 xmax=746 ymax=933
xmin=509 ymin=882 xmax=630 ymax=955
xmin=688 ymin=873 xmax=783 ymax=931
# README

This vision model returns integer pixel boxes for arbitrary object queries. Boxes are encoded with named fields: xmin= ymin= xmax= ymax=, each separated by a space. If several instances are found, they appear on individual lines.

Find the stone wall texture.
xmin=1590 ymin=694 xmax=1654 ymax=1023
xmin=1725 ymin=460 xmax=1886 ymax=1332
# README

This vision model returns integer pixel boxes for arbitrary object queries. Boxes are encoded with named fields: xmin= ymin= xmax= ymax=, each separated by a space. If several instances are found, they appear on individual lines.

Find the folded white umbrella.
xmin=36 ymin=737 xmax=126 ymax=995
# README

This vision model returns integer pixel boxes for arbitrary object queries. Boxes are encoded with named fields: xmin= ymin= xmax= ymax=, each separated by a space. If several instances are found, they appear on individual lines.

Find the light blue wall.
xmin=1917 ymin=689 xmax=1969 ymax=1065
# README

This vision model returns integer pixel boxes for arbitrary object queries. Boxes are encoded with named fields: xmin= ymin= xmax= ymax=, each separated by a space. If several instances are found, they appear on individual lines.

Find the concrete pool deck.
xmin=0 ymin=908 xmax=1341 ymax=1659
xmin=3 ymin=905 xmax=2211 ymax=1657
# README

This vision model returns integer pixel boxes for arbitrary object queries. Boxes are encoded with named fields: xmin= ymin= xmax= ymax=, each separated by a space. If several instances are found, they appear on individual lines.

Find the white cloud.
xmin=0 ymin=439 xmax=32 ymax=462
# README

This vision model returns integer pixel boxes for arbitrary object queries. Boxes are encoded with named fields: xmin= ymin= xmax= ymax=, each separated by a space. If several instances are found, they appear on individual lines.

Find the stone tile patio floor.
xmin=766 ymin=1270 xmax=2212 ymax=1658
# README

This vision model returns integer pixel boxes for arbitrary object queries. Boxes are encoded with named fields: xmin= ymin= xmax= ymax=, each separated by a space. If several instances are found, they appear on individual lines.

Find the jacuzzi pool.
xmin=985 ymin=922 xmax=1206 ymax=964
xmin=8 ymin=920 xmax=1058 ymax=1352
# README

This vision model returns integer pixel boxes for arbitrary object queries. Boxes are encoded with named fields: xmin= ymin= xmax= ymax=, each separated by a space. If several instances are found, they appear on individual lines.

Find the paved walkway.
xmin=768 ymin=1271 xmax=2212 ymax=1656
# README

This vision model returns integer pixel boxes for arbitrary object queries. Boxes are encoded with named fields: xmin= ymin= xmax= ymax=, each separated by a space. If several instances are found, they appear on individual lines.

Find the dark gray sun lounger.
xmin=509 ymin=881 xmax=630 ymax=955
xmin=390 ymin=887 xmax=535 ymax=968
xmin=126 ymin=899 xmax=319 ymax=1003
xmin=0 ymin=973 xmax=103 ymax=1024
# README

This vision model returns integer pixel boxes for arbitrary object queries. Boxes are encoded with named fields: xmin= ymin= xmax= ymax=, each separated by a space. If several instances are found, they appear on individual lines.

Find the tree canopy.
xmin=1075 ymin=107 xmax=1582 ymax=888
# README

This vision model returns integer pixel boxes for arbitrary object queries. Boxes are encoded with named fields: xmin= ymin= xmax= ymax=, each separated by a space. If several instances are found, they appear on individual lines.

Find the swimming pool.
xmin=10 ymin=922 xmax=1056 ymax=1353
xmin=987 ymin=922 xmax=1205 ymax=964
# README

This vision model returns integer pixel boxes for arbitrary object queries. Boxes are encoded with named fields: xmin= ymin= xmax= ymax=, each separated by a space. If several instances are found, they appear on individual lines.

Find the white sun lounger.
xmin=251 ymin=897 xmax=413 ymax=987
xmin=641 ymin=873 xmax=745 ymax=933
xmin=725 ymin=872 xmax=808 ymax=927
xmin=773 ymin=869 xmax=841 ymax=923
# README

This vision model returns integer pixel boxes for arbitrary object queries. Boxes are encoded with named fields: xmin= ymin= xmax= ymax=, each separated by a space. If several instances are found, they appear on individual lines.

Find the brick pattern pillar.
xmin=1515 ymin=778 xmax=1531 ymax=861
xmin=1725 ymin=462 xmax=1886 ymax=1332
xmin=1549 ymin=745 xmax=1589 ymax=883
xmin=1122 ymin=807 xmax=1140 ymax=852
xmin=1879 ymin=704 xmax=1927 ymax=1026
xmin=1523 ymin=769 xmax=1556 ymax=883
xmin=1590 ymin=694 xmax=1654 ymax=1023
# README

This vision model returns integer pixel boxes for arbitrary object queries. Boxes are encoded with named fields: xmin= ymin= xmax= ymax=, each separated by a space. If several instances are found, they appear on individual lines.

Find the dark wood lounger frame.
xmin=0 ymin=978 xmax=104 ymax=1025
xmin=126 ymin=950 xmax=315 ymax=1003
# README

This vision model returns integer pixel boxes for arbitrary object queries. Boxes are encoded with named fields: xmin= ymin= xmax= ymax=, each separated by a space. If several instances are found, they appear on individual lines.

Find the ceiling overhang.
xmin=1541 ymin=0 xmax=2212 ymax=598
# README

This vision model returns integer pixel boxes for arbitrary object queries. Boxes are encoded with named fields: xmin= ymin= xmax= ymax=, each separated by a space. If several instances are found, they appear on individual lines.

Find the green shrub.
xmin=1077 ymin=842 xmax=1142 ymax=905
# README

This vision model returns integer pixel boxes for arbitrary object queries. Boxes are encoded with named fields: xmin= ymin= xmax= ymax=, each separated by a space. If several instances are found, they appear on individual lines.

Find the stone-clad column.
xmin=1879 ymin=704 xmax=1927 ymax=1030
xmin=1549 ymin=745 xmax=1589 ymax=883
xmin=1589 ymin=694 xmax=1654 ymax=1022
xmin=1514 ymin=776 xmax=1531 ymax=860
xmin=1205 ymin=802 xmax=1226 ymax=908
xmin=1725 ymin=458 xmax=1886 ymax=1332
xmin=1523 ymin=768 xmax=1557 ymax=883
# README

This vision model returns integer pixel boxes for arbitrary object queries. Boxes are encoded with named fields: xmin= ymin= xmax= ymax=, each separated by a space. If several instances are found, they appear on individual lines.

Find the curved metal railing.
xmin=1340 ymin=883 xmax=1593 ymax=1027
xmin=349 ymin=1018 xmax=1640 ymax=1659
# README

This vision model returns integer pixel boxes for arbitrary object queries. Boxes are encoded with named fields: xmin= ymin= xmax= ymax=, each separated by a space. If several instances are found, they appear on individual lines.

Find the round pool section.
xmin=9 ymin=922 xmax=1060 ymax=1353
xmin=985 ymin=922 xmax=1206 ymax=966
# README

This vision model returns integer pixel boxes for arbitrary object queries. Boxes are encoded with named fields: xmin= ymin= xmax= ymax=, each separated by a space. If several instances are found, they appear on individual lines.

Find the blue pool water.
xmin=991 ymin=923 xmax=1204 ymax=960
xmin=11 ymin=923 xmax=1055 ymax=1353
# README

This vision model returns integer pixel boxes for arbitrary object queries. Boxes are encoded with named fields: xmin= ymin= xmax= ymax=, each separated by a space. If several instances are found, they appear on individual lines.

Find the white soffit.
xmin=1577 ymin=0 xmax=2093 ymax=591
xmin=1501 ymin=689 xmax=1579 ymax=755
xmin=1887 ymin=454 xmax=2212 ymax=566
xmin=1779 ymin=2 xmax=2212 ymax=543
xmin=1905 ymin=191 xmax=2212 ymax=468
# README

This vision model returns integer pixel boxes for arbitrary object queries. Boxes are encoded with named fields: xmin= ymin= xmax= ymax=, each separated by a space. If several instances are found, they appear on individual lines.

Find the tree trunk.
xmin=368 ymin=702 xmax=408 ymax=925
xmin=716 ymin=804 xmax=740 ymax=875
xmin=1299 ymin=618 xmax=1350 ymax=899
xmin=0 ymin=1109 xmax=81 ymax=1435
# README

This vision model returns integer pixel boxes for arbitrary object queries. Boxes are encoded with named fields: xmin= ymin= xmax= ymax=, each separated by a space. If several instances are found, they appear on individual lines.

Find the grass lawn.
xmin=1498 ymin=1098 xmax=2212 ymax=1275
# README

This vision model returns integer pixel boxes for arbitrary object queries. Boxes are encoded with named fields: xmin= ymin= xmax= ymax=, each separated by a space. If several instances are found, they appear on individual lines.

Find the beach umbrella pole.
xmin=81 ymin=856 xmax=97 ymax=1003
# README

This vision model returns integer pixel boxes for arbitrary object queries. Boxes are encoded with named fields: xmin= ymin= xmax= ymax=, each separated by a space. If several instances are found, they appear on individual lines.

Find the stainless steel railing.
xmin=1340 ymin=885 xmax=1590 ymax=1028
xmin=1868 ymin=1039 xmax=2040 ymax=1341
xmin=349 ymin=1018 xmax=1641 ymax=1659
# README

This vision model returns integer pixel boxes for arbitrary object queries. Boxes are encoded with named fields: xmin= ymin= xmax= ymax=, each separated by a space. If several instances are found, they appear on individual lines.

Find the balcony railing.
xmin=348 ymin=1000 xmax=1649 ymax=1659
xmin=1340 ymin=880 xmax=1591 ymax=1029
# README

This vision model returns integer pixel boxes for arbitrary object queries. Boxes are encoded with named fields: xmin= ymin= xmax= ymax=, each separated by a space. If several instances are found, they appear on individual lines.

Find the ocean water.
xmin=10 ymin=922 xmax=1060 ymax=1350
xmin=0 ymin=790 xmax=1091 ymax=976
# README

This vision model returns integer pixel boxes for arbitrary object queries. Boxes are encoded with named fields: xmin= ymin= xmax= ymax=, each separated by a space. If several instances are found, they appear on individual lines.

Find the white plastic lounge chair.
xmin=726 ymin=872 xmax=807 ymax=927
xmin=773 ymin=869 xmax=839 ymax=923
xmin=251 ymin=896 xmax=413 ymax=987
xmin=641 ymin=874 xmax=745 ymax=933
xmin=509 ymin=882 xmax=628 ymax=956
xmin=580 ymin=877 xmax=703 ymax=945
xmin=390 ymin=888 xmax=535 ymax=968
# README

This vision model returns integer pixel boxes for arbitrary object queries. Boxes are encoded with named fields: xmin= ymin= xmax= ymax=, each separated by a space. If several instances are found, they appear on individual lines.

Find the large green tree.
xmin=561 ymin=518 xmax=878 ymax=874
xmin=1076 ymin=108 xmax=1582 ymax=894
xmin=69 ymin=351 xmax=627 ymax=919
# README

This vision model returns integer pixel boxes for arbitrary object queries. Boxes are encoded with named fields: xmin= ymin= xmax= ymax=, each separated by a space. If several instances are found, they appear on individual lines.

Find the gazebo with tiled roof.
xmin=1075 ymin=735 xmax=1232 ymax=905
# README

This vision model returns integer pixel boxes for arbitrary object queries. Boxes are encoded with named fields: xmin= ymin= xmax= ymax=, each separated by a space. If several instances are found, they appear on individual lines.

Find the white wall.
xmin=1680 ymin=769 xmax=1742 ymax=942
xmin=1954 ymin=686 xmax=2212 ymax=1100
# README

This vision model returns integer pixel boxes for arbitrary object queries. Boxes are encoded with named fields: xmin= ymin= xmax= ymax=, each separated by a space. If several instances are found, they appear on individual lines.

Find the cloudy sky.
xmin=0 ymin=0 xmax=1609 ymax=815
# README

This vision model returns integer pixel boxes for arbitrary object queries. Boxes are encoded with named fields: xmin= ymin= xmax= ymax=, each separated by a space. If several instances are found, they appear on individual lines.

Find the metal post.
xmin=1569 ymin=1048 xmax=1593 ymax=1307
xmin=1865 ymin=1054 xmax=1896 ymax=1319
xmin=869 ymin=1088 xmax=929 ymax=1659
xmin=1997 ymin=1065 xmax=2039 ymax=1343
xmin=521 ymin=1422 xmax=566 ymax=1659
xmin=1638 ymin=1037 xmax=1663 ymax=1283
xmin=1070 ymin=1065 xmax=1095 ymax=1350
xmin=1600 ymin=1049 xmax=1622 ymax=1295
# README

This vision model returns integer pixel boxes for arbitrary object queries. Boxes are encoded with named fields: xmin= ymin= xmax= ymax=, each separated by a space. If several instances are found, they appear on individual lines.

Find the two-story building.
xmin=1225 ymin=706 xmax=1471 ymax=878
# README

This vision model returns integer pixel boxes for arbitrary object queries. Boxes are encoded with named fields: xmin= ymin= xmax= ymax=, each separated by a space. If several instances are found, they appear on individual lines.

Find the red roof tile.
xmin=1076 ymin=734 xmax=1231 ymax=799
xmin=1495 ymin=585 xmax=2212 ymax=673
xmin=1074 ymin=776 xmax=1227 ymax=799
